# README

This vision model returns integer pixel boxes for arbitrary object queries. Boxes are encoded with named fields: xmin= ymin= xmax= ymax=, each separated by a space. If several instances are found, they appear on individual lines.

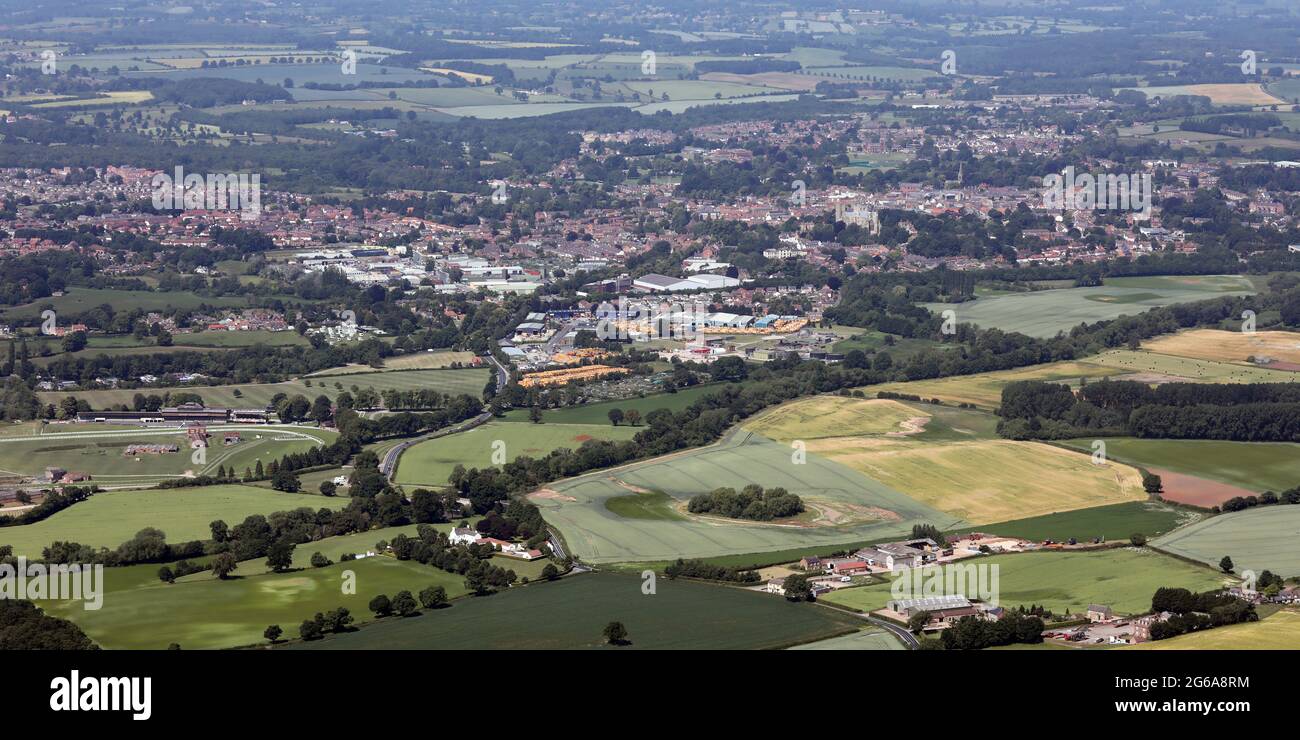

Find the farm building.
xmin=1087 ymin=604 xmax=1115 ymax=623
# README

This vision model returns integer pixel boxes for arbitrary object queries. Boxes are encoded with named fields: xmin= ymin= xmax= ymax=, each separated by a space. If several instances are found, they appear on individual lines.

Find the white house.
xmin=449 ymin=527 xmax=482 ymax=546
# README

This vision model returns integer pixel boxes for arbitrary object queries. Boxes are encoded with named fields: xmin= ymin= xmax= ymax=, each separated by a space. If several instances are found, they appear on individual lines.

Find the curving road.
xmin=381 ymin=353 xmax=510 ymax=481
xmin=862 ymin=614 xmax=920 ymax=649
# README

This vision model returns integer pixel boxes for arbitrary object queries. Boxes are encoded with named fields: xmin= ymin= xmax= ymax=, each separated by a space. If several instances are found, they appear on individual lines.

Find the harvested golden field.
xmin=1142 ymin=329 xmax=1300 ymax=367
xmin=806 ymin=437 xmax=1146 ymax=524
xmin=743 ymin=397 xmax=926 ymax=442
xmin=1127 ymin=609 xmax=1300 ymax=650
xmin=421 ymin=67 xmax=494 ymax=84
xmin=1130 ymin=83 xmax=1284 ymax=105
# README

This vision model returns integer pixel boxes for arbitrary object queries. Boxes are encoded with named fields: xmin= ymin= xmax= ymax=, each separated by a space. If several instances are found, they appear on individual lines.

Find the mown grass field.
xmin=1057 ymin=438 xmax=1300 ymax=493
xmin=2 ymin=287 xmax=252 ymax=320
xmin=1087 ymin=349 xmax=1298 ymax=384
xmin=821 ymin=549 xmax=1227 ymax=617
xmin=1141 ymin=329 xmax=1300 ymax=367
xmin=1154 ymin=505 xmax=1300 ymax=577
xmin=867 ymin=360 xmax=1122 ymax=409
xmin=42 ymin=556 xmax=468 ymax=650
xmin=0 ymin=484 xmax=346 ymax=556
xmin=1126 ymin=608 xmax=1300 ymax=650
xmin=304 ymin=350 xmax=476 ymax=376
xmin=39 ymin=367 xmax=490 ymax=408
xmin=289 ymin=572 xmax=860 ymax=650
xmin=498 ymin=382 xmax=727 ymax=424
xmin=922 ymin=275 xmax=1255 ymax=338
xmin=394 ymin=421 xmax=640 ymax=488
xmin=0 ymin=425 xmax=333 ymax=483
xmin=535 ymin=428 xmax=961 ymax=564
xmin=788 ymin=628 xmax=905 ymax=650
xmin=743 ymin=397 xmax=922 ymax=442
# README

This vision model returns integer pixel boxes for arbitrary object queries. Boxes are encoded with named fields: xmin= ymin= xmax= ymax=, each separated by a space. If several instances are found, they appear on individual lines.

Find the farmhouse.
xmin=1087 ymin=604 xmax=1115 ymax=623
xmin=855 ymin=541 xmax=929 ymax=571
xmin=1131 ymin=612 xmax=1173 ymax=643
xmin=449 ymin=527 xmax=482 ymax=546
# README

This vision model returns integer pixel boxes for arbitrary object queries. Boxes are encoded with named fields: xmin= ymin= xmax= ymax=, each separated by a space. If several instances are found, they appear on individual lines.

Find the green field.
xmin=42 ymin=556 xmax=468 ymax=650
xmin=923 ymin=275 xmax=1256 ymax=338
xmin=288 ymin=571 xmax=859 ymax=649
xmin=867 ymin=360 xmax=1122 ymax=409
xmin=952 ymin=500 xmax=1195 ymax=543
xmin=0 ymin=425 xmax=334 ymax=484
xmin=1154 ymin=505 xmax=1300 ymax=577
xmin=0 ymin=484 xmax=347 ymax=557
xmin=2 ymin=287 xmax=253 ymax=320
xmin=498 ymin=382 xmax=728 ymax=424
xmin=822 ymin=549 xmax=1227 ymax=617
xmin=1058 ymin=438 xmax=1300 ymax=493
xmin=39 ymin=367 xmax=490 ymax=408
xmin=536 ymin=428 xmax=962 ymax=564
xmin=394 ymin=421 xmax=640 ymax=488
xmin=788 ymin=628 xmax=905 ymax=650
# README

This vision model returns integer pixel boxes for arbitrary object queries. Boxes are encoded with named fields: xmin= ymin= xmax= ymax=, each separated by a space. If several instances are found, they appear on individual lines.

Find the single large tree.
xmin=419 ymin=585 xmax=448 ymax=610
xmin=603 ymin=621 xmax=629 ymax=645
xmin=265 ymin=539 xmax=295 ymax=573
xmin=211 ymin=552 xmax=238 ymax=580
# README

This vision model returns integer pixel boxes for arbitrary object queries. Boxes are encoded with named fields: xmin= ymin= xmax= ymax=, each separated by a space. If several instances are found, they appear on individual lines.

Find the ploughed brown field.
xmin=1152 ymin=468 xmax=1256 ymax=508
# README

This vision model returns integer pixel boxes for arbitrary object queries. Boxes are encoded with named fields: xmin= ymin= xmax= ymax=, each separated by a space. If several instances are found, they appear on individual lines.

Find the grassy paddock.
xmin=288 ymin=571 xmax=860 ymax=650
xmin=43 ymin=556 xmax=467 ymax=650
xmin=394 ymin=421 xmax=640 ymax=488
xmin=821 ymin=548 xmax=1227 ymax=617
xmin=0 ymin=484 xmax=347 ymax=556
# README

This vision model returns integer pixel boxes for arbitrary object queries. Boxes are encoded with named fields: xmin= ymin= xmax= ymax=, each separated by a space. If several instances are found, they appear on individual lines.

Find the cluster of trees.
xmin=376 ymin=388 xmax=457 ymax=410
xmin=384 ymin=522 xmax=520 ymax=595
xmin=1148 ymin=587 xmax=1258 ymax=640
xmin=662 ymin=558 xmax=762 ymax=584
xmin=42 ymin=526 xmax=205 ymax=567
xmin=935 ymin=612 xmax=1045 ymax=650
xmin=911 ymin=523 xmax=947 ymax=546
xmin=295 ymin=607 xmax=355 ymax=641
xmin=470 ymin=499 xmax=549 ymax=549
xmin=687 ymin=485 xmax=805 ymax=521
xmin=0 ymin=485 xmax=95 ymax=528
xmin=0 ymin=599 xmax=98 ymax=650
xmin=998 ymin=379 xmax=1300 ymax=442
xmin=1219 ymin=486 xmax=1300 ymax=513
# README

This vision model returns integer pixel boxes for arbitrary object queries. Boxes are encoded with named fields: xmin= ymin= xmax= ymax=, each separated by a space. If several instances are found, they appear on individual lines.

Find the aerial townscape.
xmin=3 ymin=0 xmax=1300 ymax=670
